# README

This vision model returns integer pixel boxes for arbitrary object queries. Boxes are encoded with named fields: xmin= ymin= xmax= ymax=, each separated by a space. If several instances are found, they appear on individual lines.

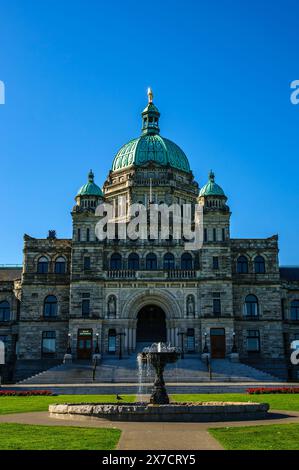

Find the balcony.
xmin=166 ymin=269 xmax=197 ymax=279
xmin=105 ymin=269 xmax=198 ymax=280
xmin=106 ymin=270 xmax=136 ymax=279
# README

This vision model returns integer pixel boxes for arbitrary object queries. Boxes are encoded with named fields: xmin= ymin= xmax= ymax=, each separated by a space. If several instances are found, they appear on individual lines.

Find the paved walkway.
xmin=1 ymin=410 xmax=299 ymax=450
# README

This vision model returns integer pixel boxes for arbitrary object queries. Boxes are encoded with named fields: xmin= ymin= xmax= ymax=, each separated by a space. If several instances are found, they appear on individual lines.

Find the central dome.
xmin=112 ymin=89 xmax=191 ymax=173
xmin=112 ymin=134 xmax=190 ymax=173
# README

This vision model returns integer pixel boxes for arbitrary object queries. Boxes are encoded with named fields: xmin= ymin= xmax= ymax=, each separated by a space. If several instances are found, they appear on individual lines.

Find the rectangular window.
xmin=212 ymin=294 xmax=221 ymax=316
xmin=204 ymin=228 xmax=208 ymax=242
xmin=246 ymin=330 xmax=260 ymax=352
xmin=77 ymin=228 xmax=81 ymax=242
xmin=213 ymin=256 xmax=219 ymax=270
xmin=291 ymin=301 xmax=299 ymax=320
xmin=82 ymin=294 xmax=90 ymax=317
xmin=84 ymin=256 xmax=91 ymax=270
xmin=222 ymin=228 xmax=226 ymax=241
xmin=86 ymin=228 xmax=90 ymax=242
xmin=213 ymin=228 xmax=217 ymax=242
xmin=42 ymin=331 xmax=56 ymax=356
xmin=108 ymin=330 xmax=117 ymax=353
xmin=187 ymin=328 xmax=195 ymax=352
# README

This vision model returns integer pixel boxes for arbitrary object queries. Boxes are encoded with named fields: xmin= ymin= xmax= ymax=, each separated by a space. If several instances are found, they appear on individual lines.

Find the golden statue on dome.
xmin=147 ymin=87 xmax=153 ymax=103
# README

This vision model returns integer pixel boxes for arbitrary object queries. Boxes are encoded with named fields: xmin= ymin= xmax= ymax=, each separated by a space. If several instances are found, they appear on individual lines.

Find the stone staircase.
xmin=18 ymin=355 xmax=281 ymax=385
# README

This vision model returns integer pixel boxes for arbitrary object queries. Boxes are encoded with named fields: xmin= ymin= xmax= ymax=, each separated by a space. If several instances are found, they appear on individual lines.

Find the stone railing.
xmin=105 ymin=269 xmax=198 ymax=280
xmin=166 ymin=269 xmax=197 ymax=279
xmin=106 ymin=270 xmax=136 ymax=279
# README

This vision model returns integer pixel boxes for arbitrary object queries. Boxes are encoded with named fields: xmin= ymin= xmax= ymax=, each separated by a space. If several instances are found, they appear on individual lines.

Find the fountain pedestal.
xmin=138 ymin=344 xmax=180 ymax=405
xmin=151 ymin=363 xmax=169 ymax=404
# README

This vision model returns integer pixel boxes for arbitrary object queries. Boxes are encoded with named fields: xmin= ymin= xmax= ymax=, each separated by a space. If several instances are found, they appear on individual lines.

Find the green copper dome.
xmin=112 ymin=88 xmax=191 ymax=173
xmin=76 ymin=170 xmax=104 ymax=197
xmin=112 ymin=134 xmax=190 ymax=173
xmin=199 ymin=171 xmax=225 ymax=197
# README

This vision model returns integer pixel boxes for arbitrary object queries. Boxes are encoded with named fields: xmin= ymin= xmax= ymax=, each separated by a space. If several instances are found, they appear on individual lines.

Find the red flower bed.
xmin=247 ymin=387 xmax=299 ymax=395
xmin=0 ymin=390 xmax=55 ymax=396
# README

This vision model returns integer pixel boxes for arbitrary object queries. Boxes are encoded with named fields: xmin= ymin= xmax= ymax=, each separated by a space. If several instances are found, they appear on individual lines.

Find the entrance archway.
xmin=136 ymin=305 xmax=167 ymax=344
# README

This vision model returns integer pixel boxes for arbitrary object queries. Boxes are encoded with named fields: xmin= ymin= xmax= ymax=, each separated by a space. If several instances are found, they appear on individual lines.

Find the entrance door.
xmin=210 ymin=328 xmax=226 ymax=358
xmin=77 ymin=329 xmax=93 ymax=359
xmin=136 ymin=305 xmax=167 ymax=344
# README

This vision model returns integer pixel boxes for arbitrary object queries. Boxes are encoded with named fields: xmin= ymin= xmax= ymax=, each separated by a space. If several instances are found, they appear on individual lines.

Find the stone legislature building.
xmin=1 ymin=90 xmax=299 ymax=383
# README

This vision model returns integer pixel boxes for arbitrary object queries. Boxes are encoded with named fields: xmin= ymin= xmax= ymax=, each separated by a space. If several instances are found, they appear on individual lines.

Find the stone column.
xmin=124 ymin=328 xmax=128 ymax=353
xmin=170 ymin=328 xmax=175 ymax=346
xmin=174 ymin=327 xmax=179 ymax=347
xmin=132 ymin=328 xmax=136 ymax=351
xmin=166 ymin=328 xmax=171 ymax=344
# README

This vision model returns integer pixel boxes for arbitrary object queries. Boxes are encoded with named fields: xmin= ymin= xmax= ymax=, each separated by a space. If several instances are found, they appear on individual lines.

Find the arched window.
xmin=110 ymin=253 xmax=122 ymax=270
xmin=108 ymin=329 xmax=116 ymax=353
xmin=54 ymin=257 xmax=66 ymax=274
xmin=146 ymin=253 xmax=157 ymax=270
xmin=254 ymin=255 xmax=265 ymax=274
xmin=37 ymin=256 xmax=49 ymax=274
xmin=163 ymin=253 xmax=175 ymax=270
xmin=244 ymin=295 xmax=259 ymax=317
xmin=291 ymin=300 xmax=299 ymax=320
xmin=237 ymin=256 xmax=248 ymax=274
xmin=181 ymin=253 xmax=193 ymax=270
xmin=128 ymin=253 xmax=139 ymax=270
xmin=43 ymin=295 xmax=58 ymax=317
xmin=0 ymin=301 xmax=10 ymax=322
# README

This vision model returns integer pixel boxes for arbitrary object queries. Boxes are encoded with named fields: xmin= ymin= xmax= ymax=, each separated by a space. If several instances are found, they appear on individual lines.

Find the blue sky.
xmin=0 ymin=0 xmax=298 ymax=265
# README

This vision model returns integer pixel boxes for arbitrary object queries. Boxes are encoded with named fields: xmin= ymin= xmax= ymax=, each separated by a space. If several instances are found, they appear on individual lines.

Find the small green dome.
xmin=112 ymin=134 xmax=190 ymax=173
xmin=199 ymin=171 xmax=225 ymax=197
xmin=76 ymin=170 xmax=103 ymax=197
xmin=112 ymin=88 xmax=191 ymax=173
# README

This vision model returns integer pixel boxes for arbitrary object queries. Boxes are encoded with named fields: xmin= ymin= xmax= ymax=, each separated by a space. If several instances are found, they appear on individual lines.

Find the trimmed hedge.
xmin=247 ymin=387 xmax=299 ymax=395
xmin=0 ymin=390 xmax=55 ymax=396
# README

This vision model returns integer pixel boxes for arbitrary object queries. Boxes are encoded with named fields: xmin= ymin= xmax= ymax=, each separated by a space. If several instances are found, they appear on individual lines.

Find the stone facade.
xmin=0 ymin=93 xmax=298 ymax=382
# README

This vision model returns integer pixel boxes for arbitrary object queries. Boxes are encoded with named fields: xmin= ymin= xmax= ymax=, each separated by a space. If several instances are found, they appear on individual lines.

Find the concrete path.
xmin=1 ymin=410 xmax=299 ymax=450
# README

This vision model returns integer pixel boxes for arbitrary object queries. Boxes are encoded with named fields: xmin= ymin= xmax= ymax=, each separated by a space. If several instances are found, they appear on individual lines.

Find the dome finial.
xmin=209 ymin=170 xmax=215 ymax=182
xmin=147 ymin=87 xmax=153 ymax=103
xmin=88 ymin=169 xmax=94 ymax=183
xmin=142 ymin=89 xmax=160 ymax=135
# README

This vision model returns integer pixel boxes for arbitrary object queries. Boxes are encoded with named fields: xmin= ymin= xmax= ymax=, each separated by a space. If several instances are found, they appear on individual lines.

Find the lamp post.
xmin=231 ymin=331 xmax=237 ymax=353
xmin=203 ymin=332 xmax=209 ymax=353
xmin=116 ymin=331 xmax=126 ymax=360
xmin=66 ymin=333 xmax=72 ymax=354
xmin=177 ymin=331 xmax=186 ymax=359
xmin=95 ymin=333 xmax=100 ymax=354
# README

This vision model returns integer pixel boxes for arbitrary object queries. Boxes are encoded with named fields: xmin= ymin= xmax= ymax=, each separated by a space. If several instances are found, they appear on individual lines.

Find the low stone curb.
xmin=49 ymin=401 xmax=270 ymax=422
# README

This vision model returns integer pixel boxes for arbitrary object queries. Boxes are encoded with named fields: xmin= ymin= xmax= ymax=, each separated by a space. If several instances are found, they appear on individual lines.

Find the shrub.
xmin=0 ymin=390 xmax=55 ymax=396
xmin=247 ymin=387 xmax=299 ymax=395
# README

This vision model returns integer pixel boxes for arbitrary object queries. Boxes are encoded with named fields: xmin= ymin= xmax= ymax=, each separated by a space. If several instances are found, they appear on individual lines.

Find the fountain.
xmin=138 ymin=342 xmax=180 ymax=404
xmin=49 ymin=342 xmax=270 ymax=422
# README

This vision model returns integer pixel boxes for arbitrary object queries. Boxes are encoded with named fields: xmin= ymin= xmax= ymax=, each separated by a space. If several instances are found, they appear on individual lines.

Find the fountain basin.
xmin=139 ymin=350 xmax=180 ymax=366
xmin=49 ymin=401 xmax=269 ymax=422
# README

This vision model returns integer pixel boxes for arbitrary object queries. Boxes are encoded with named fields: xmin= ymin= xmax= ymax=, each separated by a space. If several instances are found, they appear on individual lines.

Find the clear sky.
xmin=0 ymin=0 xmax=298 ymax=265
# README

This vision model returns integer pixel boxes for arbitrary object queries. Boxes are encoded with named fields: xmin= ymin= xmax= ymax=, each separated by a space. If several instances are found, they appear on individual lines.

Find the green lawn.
xmin=0 ymin=394 xmax=136 ymax=414
xmin=0 ymin=423 xmax=121 ymax=450
xmin=171 ymin=393 xmax=299 ymax=411
xmin=2 ymin=393 xmax=299 ymax=415
xmin=209 ymin=423 xmax=299 ymax=450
